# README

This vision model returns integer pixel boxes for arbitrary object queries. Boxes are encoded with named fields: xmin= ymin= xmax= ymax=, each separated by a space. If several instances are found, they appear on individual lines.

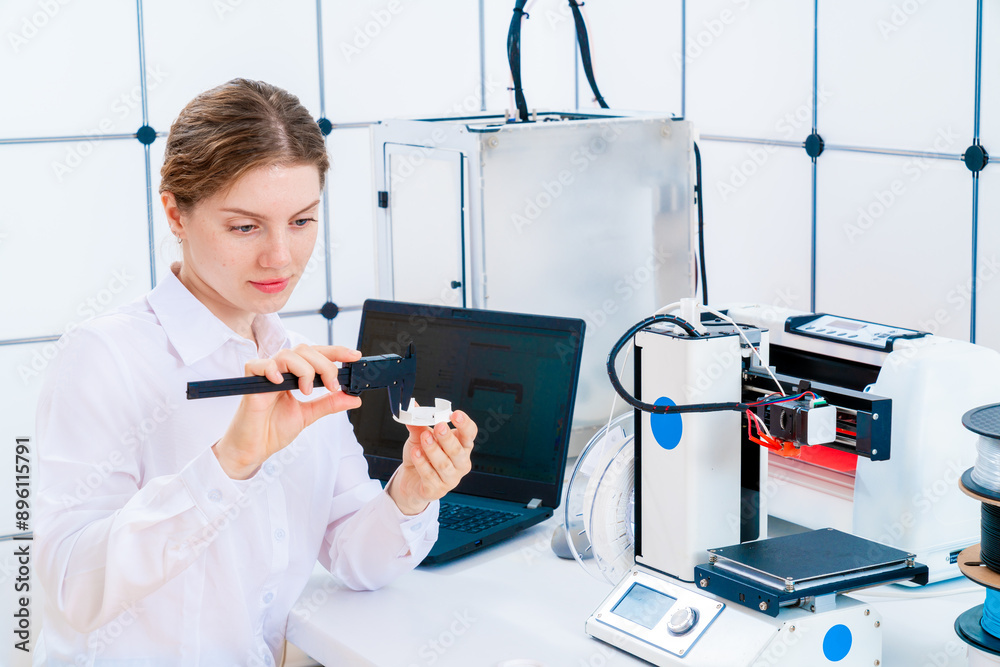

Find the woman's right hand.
xmin=212 ymin=344 xmax=364 ymax=479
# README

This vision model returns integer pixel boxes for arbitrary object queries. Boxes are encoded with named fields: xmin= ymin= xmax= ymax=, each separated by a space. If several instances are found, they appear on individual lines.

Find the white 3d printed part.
xmin=391 ymin=398 xmax=452 ymax=427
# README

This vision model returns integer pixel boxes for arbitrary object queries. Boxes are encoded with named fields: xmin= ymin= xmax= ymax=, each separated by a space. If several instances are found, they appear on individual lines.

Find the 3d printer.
xmin=571 ymin=301 xmax=1000 ymax=666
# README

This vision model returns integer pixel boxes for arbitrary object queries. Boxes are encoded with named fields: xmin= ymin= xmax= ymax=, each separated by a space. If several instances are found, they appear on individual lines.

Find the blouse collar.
xmin=146 ymin=267 xmax=290 ymax=366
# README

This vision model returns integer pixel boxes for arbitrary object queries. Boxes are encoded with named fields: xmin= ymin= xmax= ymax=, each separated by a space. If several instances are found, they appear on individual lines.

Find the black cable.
xmin=568 ymin=1 xmax=608 ymax=109
xmin=606 ymin=314 xmax=750 ymax=415
xmin=694 ymin=142 xmax=708 ymax=306
xmin=507 ymin=1 xmax=530 ymax=122
xmin=982 ymin=503 xmax=1000 ymax=572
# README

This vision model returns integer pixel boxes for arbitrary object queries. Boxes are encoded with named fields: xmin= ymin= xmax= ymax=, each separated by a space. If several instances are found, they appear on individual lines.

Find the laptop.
xmin=348 ymin=299 xmax=586 ymax=565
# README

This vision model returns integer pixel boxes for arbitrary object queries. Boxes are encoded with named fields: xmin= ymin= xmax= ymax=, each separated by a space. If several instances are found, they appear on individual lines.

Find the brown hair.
xmin=160 ymin=78 xmax=329 ymax=211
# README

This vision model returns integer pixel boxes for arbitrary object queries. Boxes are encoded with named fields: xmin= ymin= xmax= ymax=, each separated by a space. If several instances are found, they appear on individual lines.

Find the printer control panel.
xmin=785 ymin=313 xmax=927 ymax=352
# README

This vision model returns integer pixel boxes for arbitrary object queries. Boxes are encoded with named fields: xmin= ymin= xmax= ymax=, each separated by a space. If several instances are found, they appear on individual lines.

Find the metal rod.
xmin=315 ymin=0 xmax=327 ymax=118
xmin=0 ymin=335 xmax=61 ymax=347
xmin=278 ymin=309 xmax=321 ymax=319
xmin=811 ymin=160 xmax=817 ymax=312
xmin=0 ymin=133 xmax=137 ymax=146
xmin=975 ymin=0 xmax=984 ymax=139
xmin=322 ymin=182 xmax=333 ymax=309
xmin=0 ymin=532 xmax=32 ymax=543
xmin=820 ymin=143 xmax=963 ymax=161
xmin=812 ymin=0 xmax=818 ymax=131
xmin=144 ymin=143 xmax=156 ymax=288
xmin=136 ymin=0 xmax=149 ymax=125
xmin=328 ymin=121 xmax=379 ymax=129
xmin=0 ymin=307 xmax=360 ymax=348
xmin=699 ymin=134 xmax=803 ymax=149
xmin=700 ymin=135 xmax=964 ymax=162
xmin=972 ymin=173 xmax=980 ymax=344
xmin=681 ymin=0 xmax=687 ymax=119
xmin=479 ymin=0 xmax=487 ymax=112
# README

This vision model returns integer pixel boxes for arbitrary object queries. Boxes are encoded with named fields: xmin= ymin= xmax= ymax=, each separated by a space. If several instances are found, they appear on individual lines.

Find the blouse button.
xmin=207 ymin=489 xmax=221 ymax=502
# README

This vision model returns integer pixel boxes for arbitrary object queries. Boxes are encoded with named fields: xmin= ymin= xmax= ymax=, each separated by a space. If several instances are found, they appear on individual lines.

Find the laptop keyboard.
xmin=438 ymin=502 xmax=519 ymax=534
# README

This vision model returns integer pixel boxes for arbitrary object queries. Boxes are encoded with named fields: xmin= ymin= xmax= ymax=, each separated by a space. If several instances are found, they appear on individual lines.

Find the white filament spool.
xmin=973 ymin=434 xmax=1000 ymax=494
xmin=966 ymin=405 xmax=1000 ymax=494
xmin=581 ymin=435 xmax=635 ymax=585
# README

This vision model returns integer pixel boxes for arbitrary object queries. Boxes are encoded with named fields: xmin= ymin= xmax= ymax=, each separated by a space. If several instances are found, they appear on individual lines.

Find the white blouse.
xmin=34 ymin=269 xmax=438 ymax=666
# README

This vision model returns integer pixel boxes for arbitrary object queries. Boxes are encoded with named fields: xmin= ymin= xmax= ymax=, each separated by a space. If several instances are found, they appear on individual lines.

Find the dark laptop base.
xmin=422 ymin=502 xmax=552 ymax=565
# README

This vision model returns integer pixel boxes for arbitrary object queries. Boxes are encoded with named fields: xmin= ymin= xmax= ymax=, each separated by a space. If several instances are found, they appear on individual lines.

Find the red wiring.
xmin=745 ymin=409 xmax=802 ymax=458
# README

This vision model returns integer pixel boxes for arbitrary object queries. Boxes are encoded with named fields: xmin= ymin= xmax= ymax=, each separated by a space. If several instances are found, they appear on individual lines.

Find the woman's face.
xmin=164 ymin=163 xmax=321 ymax=332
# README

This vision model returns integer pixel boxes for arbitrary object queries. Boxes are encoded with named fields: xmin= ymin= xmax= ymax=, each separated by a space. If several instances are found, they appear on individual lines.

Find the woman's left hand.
xmin=388 ymin=410 xmax=477 ymax=515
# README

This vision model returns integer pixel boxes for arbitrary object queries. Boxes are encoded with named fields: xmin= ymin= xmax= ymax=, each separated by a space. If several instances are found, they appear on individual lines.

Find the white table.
xmin=287 ymin=515 xmax=987 ymax=667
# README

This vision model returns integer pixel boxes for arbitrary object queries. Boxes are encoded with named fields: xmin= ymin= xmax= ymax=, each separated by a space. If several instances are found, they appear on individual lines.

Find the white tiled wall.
xmin=1 ymin=2 xmax=995 ymax=664
xmin=686 ymin=0 xmax=814 ymax=141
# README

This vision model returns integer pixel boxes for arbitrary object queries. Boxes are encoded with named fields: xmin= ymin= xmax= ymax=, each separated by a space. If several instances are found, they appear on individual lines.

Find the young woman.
xmin=35 ymin=79 xmax=476 ymax=666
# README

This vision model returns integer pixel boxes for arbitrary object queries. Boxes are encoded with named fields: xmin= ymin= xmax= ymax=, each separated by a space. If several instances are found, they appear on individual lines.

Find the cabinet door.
xmin=382 ymin=143 xmax=467 ymax=307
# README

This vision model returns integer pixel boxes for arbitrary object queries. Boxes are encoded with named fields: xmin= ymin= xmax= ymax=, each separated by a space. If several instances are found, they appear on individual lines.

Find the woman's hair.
xmin=160 ymin=78 xmax=329 ymax=211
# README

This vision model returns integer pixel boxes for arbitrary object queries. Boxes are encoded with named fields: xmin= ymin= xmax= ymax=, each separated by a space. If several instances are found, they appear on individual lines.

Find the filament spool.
xmin=985 ymin=505 xmax=1000 ymax=574
xmin=985 ymin=590 xmax=1000 ymax=640
xmin=958 ymin=404 xmax=1000 ymax=656
xmin=965 ymin=405 xmax=1000 ymax=495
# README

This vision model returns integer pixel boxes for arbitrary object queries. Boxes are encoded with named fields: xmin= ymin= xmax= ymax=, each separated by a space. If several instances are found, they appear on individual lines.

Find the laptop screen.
xmin=348 ymin=300 xmax=585 ymax=507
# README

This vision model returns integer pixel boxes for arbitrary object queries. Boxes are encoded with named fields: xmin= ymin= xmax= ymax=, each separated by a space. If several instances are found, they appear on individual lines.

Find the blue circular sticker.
xmin=822 ymin=624 xmax=853 ymax=662
xmin=650 ymin=396 xmax=683 ymax=450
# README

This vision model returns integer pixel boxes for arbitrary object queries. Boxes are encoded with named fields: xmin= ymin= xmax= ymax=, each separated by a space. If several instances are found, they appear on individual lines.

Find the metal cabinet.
xmin=372 ymin=111 xmax=697 ymax=428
